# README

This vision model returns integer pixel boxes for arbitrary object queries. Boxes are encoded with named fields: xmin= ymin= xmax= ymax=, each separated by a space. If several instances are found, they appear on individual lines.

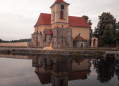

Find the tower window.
xmin=62 ymin=25 xmax=63 ymax=27
xmin=61 ymin=5 xmax=64 ymax=9
xmin=60 ymin=10 xmax=64 ymax=19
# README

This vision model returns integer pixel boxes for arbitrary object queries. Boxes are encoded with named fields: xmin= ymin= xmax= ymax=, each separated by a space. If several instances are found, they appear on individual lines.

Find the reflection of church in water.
xmin=32 ymin=56 xmax=91 ymax=86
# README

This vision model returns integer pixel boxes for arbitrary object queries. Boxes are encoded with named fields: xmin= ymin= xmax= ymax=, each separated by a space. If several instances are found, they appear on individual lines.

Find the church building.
xmin=29 ymin=0 xmax=91 ymax=48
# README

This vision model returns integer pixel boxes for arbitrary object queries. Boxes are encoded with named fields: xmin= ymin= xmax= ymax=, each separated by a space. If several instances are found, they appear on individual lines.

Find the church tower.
xmin=50 ymin=0 xmax=70 ymax=28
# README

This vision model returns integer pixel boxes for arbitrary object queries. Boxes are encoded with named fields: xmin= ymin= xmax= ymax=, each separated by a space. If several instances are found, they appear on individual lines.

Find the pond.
xmin=0 ymin=54 xmax=119 ymax=86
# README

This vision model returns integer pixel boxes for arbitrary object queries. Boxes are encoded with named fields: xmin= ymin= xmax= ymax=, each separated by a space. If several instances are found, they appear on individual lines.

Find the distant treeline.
xmin=0 ymin=38 xmax=31 ymax=43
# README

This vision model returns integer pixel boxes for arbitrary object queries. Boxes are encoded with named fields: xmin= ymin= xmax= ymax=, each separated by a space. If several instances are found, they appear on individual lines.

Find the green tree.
xmin=82 ymin=15 xmax=92 ymax=26
xmin=94 ymin=12 xmax=117 ymax=46
xmin=117 ymin=22 xmax=119 ymax=29
xmin=94 ymin=12 xmax=116 ymax=38
xmin=94 ymin=27 xmax=100 ymax=38
xmin=99 ymin=24 xmax=115 ymax=45
xmin=115 ymin=22 xmax=119 ymax=43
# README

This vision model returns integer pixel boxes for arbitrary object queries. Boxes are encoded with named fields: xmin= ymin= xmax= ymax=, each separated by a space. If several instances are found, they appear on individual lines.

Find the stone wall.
xmin=0 ymin=42 xmax=28 ymax=47
xmin=73 ymin=41 xmax=87 ymax=48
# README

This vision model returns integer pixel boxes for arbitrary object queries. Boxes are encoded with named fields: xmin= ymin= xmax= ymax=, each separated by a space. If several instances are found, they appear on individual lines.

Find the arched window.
xmin=60 ymin=10 xmax=64 ymax=19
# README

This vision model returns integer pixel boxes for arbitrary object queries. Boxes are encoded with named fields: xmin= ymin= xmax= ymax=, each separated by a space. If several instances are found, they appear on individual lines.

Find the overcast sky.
xmin=0 ymin=0 xmax=119 ymax=40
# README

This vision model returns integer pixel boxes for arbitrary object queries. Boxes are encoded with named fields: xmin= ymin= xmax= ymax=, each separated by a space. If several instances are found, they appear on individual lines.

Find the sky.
xmin=0 ymin=0 xmax=119 ymax=40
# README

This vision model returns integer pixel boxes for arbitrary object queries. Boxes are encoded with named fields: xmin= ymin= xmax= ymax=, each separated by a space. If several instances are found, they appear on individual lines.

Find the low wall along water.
xmin=0 ymin=42 xmax=28 ymax=47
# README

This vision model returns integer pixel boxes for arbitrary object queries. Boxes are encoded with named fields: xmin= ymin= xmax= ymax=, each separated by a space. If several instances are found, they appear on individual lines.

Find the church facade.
xmin=29 ymin=0 xmax=91 ymax=48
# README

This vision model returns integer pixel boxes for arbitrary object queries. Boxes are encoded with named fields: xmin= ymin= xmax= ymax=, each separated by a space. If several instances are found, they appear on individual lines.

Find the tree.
xmin=115 ymin=22 xmax=119 ymax=43
xmin=82 ymin=15 xmax=92 ymax=26
xmin=99 ymin=24 xmax=116 ymax=45
xmin=94 ymin=12 xmax=117 ymax=46
xmin=115 ymin=60 xmax=119 ymax=80
xmin=93 ymin=58 xmax=115 ymax=83
xmin=117 ymin=22 xmax=119 ymax=29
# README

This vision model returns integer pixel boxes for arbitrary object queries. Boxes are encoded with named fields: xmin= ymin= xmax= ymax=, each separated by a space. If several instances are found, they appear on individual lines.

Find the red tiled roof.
xmin=73 ymin=35 xmax=86 ymax=41
xmin=55 ymin=0 xmax=68 ymax=4
xmin=69 ymin=16 xmax=91 ymax=27
xmin=68 ymin=71 xmax=89 ymax=81
xmin=35 ymin=13 xmax=91 ymax=28
xmin=35 ymin=13 xmax=51 ymax=26
xmin=47 ymin=29 xmax=53 ymax=34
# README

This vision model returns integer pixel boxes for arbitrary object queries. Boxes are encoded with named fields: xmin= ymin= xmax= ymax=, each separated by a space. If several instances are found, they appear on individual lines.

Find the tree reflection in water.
xmin=93 ymin=57 xmax=115 ymax=83
xmin=115 ymin=59 xmax=119 ymax=81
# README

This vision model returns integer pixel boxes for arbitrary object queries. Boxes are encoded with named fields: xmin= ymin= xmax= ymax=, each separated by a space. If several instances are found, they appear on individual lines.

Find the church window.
xmin=61 ymin=5 xmax=64 ymax=9
xmin=60 ymin=10 xmax=64 ymax=19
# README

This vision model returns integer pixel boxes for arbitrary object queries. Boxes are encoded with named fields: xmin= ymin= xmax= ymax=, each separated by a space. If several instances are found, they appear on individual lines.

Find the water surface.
xmin=0 ymin=55 xmax=119 ymax=86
